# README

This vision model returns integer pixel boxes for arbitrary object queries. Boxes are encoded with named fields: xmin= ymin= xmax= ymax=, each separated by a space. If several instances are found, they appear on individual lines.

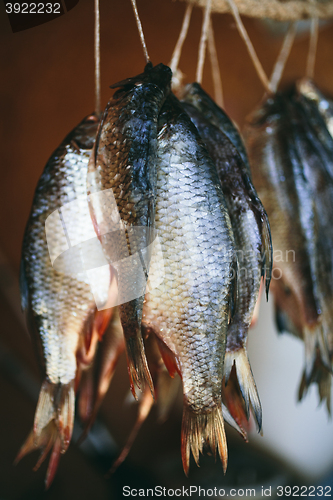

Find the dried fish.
xmin=87 ymin=63 xmax=172 ymax=397
xmin=244 ymin=92 xmax=331 ymax=406
xmin=142 ymin=93 xmax=236 ymax=474
xmin=181 ymin=82 xmax=251 ymax=173
xmin=18 ymin=114 xmax=113 ymax=488
xmin=181 ymin=84 xmax=272 ymax=431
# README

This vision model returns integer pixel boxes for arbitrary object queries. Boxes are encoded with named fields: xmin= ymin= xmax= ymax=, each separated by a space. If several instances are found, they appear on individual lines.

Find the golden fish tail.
xmin=15 ymin=380 xmax=75 ymax=489
xmin=299 ymin=347 xmax=332 ymax=414
xmin=303 ymin=324 xmax=330 ymax=382
xmin=181 ymin=404 xmax=227 ymax=476
xmin=125 ymin=334 xmax=155 ymax=400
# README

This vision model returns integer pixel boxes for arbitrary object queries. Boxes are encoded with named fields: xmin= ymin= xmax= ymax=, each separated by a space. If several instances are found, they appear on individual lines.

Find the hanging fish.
xmin=181 ymin=85 xmax=272 ymax=431
xmin=17 ymin=114 xmax=113 ymax=488
xmin=297 ymin=78 xmax=333 ymax=140
xmin=142 ymin=93 xmax=236 ymax=475
xmin=286 ymin=89 xmax=333 ymax=408
xmin=180 ymin=82 xmax=251 ymax=173
xmin=244 ymin=93 xmax=330 ymax=404
xmin=87 ymin=62 xmax=172 ymax=397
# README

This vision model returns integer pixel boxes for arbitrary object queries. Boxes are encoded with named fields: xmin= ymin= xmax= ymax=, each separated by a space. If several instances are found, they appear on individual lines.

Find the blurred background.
xmin=1 ymin=0 xmax=333 ymax=498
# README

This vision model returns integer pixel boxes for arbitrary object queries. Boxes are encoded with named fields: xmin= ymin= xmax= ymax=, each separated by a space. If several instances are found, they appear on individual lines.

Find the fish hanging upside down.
xmin=244 ymin=92 xmax=332 ymax=410
xmin=142 ymin=93 xmax=237 ymax=475
xmin=87 ymin=62 xmax=172 ymax=398
xmin=181 ymin=83 xmax=272 ymax=432
xmin=18 ymin=114 xmax=113 ymax=488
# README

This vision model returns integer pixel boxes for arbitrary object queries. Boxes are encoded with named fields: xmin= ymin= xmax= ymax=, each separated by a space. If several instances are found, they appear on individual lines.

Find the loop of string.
xmin=227 ymin=0 xmax=270 ymax=94
xmin=170 ymin=4 xmax=193 ymax=75
xmin=130 ymin=0 xmax=150 ymax=64
xmin=94 ymin=0 xmax=101 ymax=116
xmin=269 ymin=22 xmax=297 ymax=94
xmin=306 ymin=16 xmax=318 ymax=79
xmin=208 ymin=18 xmax=224 ymax=108
xmin=196 ymin=0 xmax=212 ymax=84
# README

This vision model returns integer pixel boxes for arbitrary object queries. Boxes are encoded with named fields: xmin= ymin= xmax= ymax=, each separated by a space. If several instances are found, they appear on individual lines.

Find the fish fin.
xmin=222 ymin=402 xmax=248 ymax=442
xmin=155 ymin=336 xmax=180 ymax=378
xmin=318 ymin=371 xmax=332 ymax=416
xmin=108 ymin=388 xmax=154 ymax=475
xmin=249 ymin=201 xmax=272 ymax=301
xmin=125 ymin=335 xmax=155 ymax=400
xmin=260 ymin=212 xmax=273 ymax=301
xmin=181 ymin=405 xmax=227 ymax=476
xmin=298 ymin=350 xmax=332 ymax=414
xmin=78 ymin=323 xmax=125 ymax=443
xmin=222 ymin=368 xmax=251 ymax=437
xmin=94 ymin=308 xmax=113 ymax=342
xmin=44 ymin=436 xmax=62 ymax=490
xmin=15 ymin=380 xmax=75 ymax=488
xmin=156 ymin=370 xmax=180 ymax=423
xmin=224 ymin=349 xmax=262 ymax=431
xmin=303 ymin=325 xmax=330 ymax=383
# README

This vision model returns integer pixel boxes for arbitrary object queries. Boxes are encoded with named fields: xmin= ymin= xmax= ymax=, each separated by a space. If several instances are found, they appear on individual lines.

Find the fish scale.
xmin=181 ymin=84 xmax=272 ymax=432
xmin=18 ymin=114 xmax=113 ymax=488
xmin=244 ymin=92 xmax=331 ymax=408
xmin=88 ymin=63 xmax=172 ymax=397
xmin=143 ymin=93 xmax=235 ymax=474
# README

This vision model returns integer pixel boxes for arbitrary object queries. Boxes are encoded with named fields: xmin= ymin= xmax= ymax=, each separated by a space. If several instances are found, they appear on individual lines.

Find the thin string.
xmin=170 ymin=4 xmax=193 ymax=75
xmin=208 ymin=18 xmax=224 ymax=108
xmin=226 ymin=0 xmax=270 ymax=93
xmin=196 ymin=0 xmax=212 ymax=84
xmin=269 ymin=22 xmax=297 ymax=94
xmin=130 ymin=0 xmax=150 ymax=64
xmin=94 ymin=0 xmax=101 ymax=116
xmin=306 ymin=17 xmax=318 ymax=79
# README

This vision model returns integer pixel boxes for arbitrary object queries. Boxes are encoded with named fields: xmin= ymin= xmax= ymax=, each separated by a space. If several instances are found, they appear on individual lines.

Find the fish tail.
xmin=125 ymin=335 xmax=155 ymax=400
xmin=156 ymin=369 xmax=180 ymax=422
xmin=222 ymin=369 xmax=251 ymax=437
xmin=15 ymin=380 xmax=75 ymax=489
xmin=78 ymin=346 xmax=125 ymax=444
xmin=299 ymin=349 xmax=332 ymax=414
xmin=181 ymin=404 xmax=228 ymax=476
xmin=108 ymin=388 xmax=154 ymax=475
xmin=303 ymin=324 xmax=330 ymax=383
xmin=224 ymin=349 xmax=262 ymax=431
xmin=318 ymin=371 xmax=332 ymax=415
xmin=222 ymin=402 xmax=248 ymax=441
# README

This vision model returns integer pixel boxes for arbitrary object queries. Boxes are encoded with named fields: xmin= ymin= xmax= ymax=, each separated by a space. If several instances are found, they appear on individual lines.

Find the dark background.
xmin=1 ymin=1 xmax=333 ymax=498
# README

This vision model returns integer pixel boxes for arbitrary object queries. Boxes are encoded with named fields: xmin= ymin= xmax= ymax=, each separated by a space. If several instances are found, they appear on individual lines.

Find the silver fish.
xmin=142 ymin=93 xmax=236 ymax=474
xmin=87 ymin=63 xmax=172 ymax=397
xmin=244 ymin=93 xmax=330 ymax=403
xmin=181 ymin=82 xmax=251 ymax=173
xmin=181 ymin=87 xmax=273 ymax=430
xmin=18 ymin=114 xmax=113 ymax=488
